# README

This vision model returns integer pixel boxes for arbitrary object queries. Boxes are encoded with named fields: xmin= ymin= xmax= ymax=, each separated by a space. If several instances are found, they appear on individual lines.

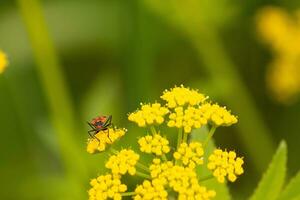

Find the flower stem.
xmin=136 ymin=171 xmax=151 ymax=179
xmin=182 ymin=132 xmax=188 ymax=143
xmin=177 ymin=128 xmax=183 ymax=149
xmin=162 ymin=154 xmax=168 ymax=162
xmin=199 ymin=175 xmax=214 ymax=182
xmin=203 ymin=126 xmax=217 ymax=148
xmin=175 ymin=128 xmax=183 ymax=165
xmin=122 ymin=192 xmax=136 ymax=196
xmin=150 ymin=126 xmax=157 ymax=135
xmin=136 ymin=162 xmax=150 ymax=172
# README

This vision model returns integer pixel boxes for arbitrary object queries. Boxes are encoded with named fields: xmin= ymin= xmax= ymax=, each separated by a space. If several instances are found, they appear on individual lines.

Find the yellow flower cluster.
xmin=173 ymin=142 xmax=204 ymax=168
xmin=149 ymin=159 xmax=216 ymax=199
xmin=138 ymin=134 xmax=170 ymax=156
xmin=167 ymin=103 xmax=237 ymax=133
xmin=167 ymin=106 xmax=208 ymax=133
xmin=105 ymin=149 xmax=140 ymax=175
xmin=128 ymin=103 xmax=169 ymax=127
xmin=134 ymin=180 xmax=168 ymax=200
xmin=88 ymin=174 xmax=127 ymax=200
xmin=88 ymin=86 xmax=244 ymax=199
xmin=161 ymin=85 xmax=207 ymax=108
xmin=0 ymin=50 xmax=8 ymax=74
xmin=207 ymin=149 xmax=244 ymax=183
xmin=200 ymin=103 xmax=238 ymax=127
xmin=87 ymin=128 xmax=126 ymax=154
xmin=257 ymin=7 xmax=300 ymax=103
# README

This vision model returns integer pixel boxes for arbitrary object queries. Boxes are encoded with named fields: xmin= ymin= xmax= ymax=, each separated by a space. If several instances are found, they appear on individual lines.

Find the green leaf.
xmin=277 ymin=171 xmax=300 ymax=200
xmin=249 ymin=141 xmax=287 ymax=200
xmin=191 ymin=126 xmax=231 ymax=200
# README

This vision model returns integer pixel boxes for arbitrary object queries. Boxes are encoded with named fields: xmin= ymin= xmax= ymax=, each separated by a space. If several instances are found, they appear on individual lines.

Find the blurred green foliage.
xmin=1 ymin=0 xmax=300 ymax=199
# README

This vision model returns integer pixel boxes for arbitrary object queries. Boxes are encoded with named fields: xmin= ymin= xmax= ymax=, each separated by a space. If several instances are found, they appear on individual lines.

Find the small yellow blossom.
xmin=173 ymin=142 xmax=204 ymax=168
xmin=0 ymin=50 xmax=8 ymax=74
xmin=128 ymin=103 xmax=169 ymax=127
xmin=105 ymin=149 xmax=140 ymax=175
xmin=207 ymin=149 xmax=244 ymax=183
xmin=149 ymin=158 xmax=173 ymax=182
xmin=167 ymin=106 xmax=209 ymax=133
xmin=134 ymin=179 xmax=168 ymax=200
xmin=88 ymin=174 xmax=127 ymax=200
xmin=87 ymin=128 xmax=126 ymax=154
xmin=161 ymin=85 xmax=207 ymax=108
xmin=200 ymin=103 xmax=238 ymax=127
xmin=138 ymin=134 xmax=170 ymax=156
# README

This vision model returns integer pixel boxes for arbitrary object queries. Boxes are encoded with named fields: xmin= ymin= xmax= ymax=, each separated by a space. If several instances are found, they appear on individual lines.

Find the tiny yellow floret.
xmin=138 ymin=134 xmax=170 ymax=156
xmin=134 ymin=179 xmax=168 ymax=200
xmin=207 ymin=149 xmax=244 ymax=183
xmin=105 ymin=149 xmax=140 ymax=175
xmin=87 ymin=128 xmax=126 ymax=153
xmin=88 ymin=174 xmax=127 ymax=200
xmin=161 ymin=85 xmax=207 ymax=108
xmin=173 ymin=142 xmax=204 ymax=168
xmin=0 ymin=50 xmax=8 ymax=74
xmin=128 ymin=103 xmax=169 ymax=127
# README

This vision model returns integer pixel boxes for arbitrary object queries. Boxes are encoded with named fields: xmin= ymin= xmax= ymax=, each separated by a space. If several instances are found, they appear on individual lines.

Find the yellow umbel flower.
xmin=88 ymin=174 xmax=127 ymax=200
xmin=173 ymin=142 xmax=204 ymax=168
xmin=149 ymin=158 xmax=173 ymax=182
xmin=105 ymin=149 xmax=140 ymax=175
xmin=134 ymin=179 xmax=168 ymax=200
xmin=0 ymin=50 xmax=8 ymax=74
xmin=161 ymin=85 xmax=207 ymax=108
xmin=167 ymin=106 xmax=208 ymax=133
xmin=207 ymin=149 xmax=244 ymax=183
xmin=87 ymin=128 xmax=126 ymax=154
xmin=138 ymin=134 xmax=170 ymax=156
xmin=167 ymin=165 xmax=216 ymax=199
xmin=128 ymin=103 xmax=169 ymax=127
xmin=200 ymin=103 xmax=238 ymax=127
xmin=87 ymin=86 xmax=244 ymax=199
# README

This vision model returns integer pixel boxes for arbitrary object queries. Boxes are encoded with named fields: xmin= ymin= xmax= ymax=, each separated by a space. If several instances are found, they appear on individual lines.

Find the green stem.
xmin=177 ymin=128 xmax=183 ymax=149
xmin=182 ymin=132 xmax=188 ymax=143
xmin=16 ymin=0 xmax=86 ymax=189
xmin=136 ymin=171 xmax=151 ymax=179
xmin=175 ymin=128 xmax=183 ymax=165
xmin=199 ymin=175 xmax=214 ymax=182
xmin=150 ymin=126 xmax=157 ymax=135
xmin=122 ymin=192 xmax=136 ymax=197
xmin=136 ymin=162 xmax=150 ymax=172
xmin=162 ymin=154 xmax=168 ymax=162
xmin=203 ymin=126 xmax=217 ymax=148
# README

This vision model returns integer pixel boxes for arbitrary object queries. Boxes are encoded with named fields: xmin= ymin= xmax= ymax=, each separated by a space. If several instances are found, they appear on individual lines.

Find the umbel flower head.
xmin=0 ymin=50 xmax=8 ymax=74
xmin=87 ymin=85 xmax=244 ymax=200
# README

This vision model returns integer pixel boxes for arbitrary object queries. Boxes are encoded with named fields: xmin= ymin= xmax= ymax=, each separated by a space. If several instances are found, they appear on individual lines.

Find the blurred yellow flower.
xmin=0 ymin=50 xmax=8 ymax=74
xmin=257 ymin=7 xmax=300 ymax=103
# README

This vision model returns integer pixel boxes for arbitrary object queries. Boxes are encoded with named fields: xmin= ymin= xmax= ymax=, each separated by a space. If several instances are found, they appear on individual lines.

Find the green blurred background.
xmin=1 ymin=0 xmax=300 ymax=199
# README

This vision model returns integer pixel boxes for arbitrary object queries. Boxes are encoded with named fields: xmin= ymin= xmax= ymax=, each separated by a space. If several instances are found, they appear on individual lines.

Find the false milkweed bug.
xmin=87 ymin=115 xmax=113 ymax=142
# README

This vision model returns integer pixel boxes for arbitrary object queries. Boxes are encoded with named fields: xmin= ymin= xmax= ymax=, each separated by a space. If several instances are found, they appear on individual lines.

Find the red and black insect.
xmin=87 ymin=115 xmax=113 ymax=141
